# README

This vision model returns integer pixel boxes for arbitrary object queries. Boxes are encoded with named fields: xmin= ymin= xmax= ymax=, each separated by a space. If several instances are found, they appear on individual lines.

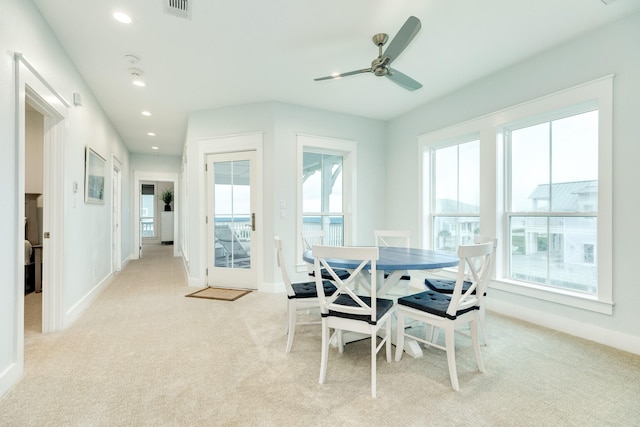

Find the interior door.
xmin=112 ymin=166 xmax=121 ymax=271
xmin=207 ymin=151 xmax=258 ymax=289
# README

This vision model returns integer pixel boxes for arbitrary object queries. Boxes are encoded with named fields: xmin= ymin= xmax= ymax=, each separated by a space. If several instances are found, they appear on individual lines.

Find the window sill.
xmin=491 ymin=278 xmax=613 ymax=315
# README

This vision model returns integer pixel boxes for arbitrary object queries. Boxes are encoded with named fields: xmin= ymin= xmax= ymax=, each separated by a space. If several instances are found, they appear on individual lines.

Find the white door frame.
xmin=133 ymin=171 xmax=179 ymax=259
xmin=207 ymin=151 xmax=258 ymax=289
xmin=15 ymin=55 xmax=67 ymax=344
xmin=112 ymin=158 xmax=122 ymax=272
xmin=197 ymin=133 xmax=263 ymax=290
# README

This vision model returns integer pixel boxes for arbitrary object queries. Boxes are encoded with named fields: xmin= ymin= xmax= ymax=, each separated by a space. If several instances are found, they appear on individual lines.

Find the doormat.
xmin=185 ymin=286 xmax=251 ymax=301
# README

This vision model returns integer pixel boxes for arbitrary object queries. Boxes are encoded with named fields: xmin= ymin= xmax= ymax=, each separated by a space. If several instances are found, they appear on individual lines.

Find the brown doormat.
xmin=185 ymin=286 xmax=251 ymax=301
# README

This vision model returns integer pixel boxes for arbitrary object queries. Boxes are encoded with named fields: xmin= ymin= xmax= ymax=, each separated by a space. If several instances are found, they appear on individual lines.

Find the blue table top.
xmin=303 ymin=246 xmax=458 ymax=271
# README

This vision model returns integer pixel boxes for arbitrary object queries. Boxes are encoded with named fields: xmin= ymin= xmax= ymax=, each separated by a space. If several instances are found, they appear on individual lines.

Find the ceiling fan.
xmin=314 ymin=16 xmax=422 ymax=91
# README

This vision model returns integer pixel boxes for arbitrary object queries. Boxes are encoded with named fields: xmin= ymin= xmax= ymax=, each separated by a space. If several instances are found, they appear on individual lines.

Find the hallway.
xmin=4 ymin=245 xmax=290 ymax=425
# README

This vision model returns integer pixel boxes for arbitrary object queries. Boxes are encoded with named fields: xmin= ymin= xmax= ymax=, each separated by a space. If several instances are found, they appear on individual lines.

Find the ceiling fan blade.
xmin=382 ymin=16 xmax=421 ymax=66
xmin=314 ymin=68 xmax=371 ymax=81
xmin=386 ymin=68 xmax=422 ymax=91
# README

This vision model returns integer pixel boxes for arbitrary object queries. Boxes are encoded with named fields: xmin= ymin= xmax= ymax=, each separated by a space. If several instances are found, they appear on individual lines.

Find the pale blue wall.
xmin=185 ymin=102 xmax=386 ymax=286
xmin=0 ymin=0 xmax=132 ymax=395
xmin=386 ymin=13 xmax=640 ymax=347
xmin=130 ymin=153 xmax=182 ymax=173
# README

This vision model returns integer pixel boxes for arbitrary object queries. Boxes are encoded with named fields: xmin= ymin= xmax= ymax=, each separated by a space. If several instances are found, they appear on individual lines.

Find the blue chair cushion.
xmin=309 ymin=268 xmax=351 ymax=281
xmin=384 ymin=271 xmax=411 ymax=281
xmin=290 ymin=280 xmax=336 ymax=299
xmin=397 ymin=291 xmax=478 ymax=320
xmin=323 ymin=294 xmax=394 ymax=325
xmin=424 ymin=278 xmax=473 ymax=294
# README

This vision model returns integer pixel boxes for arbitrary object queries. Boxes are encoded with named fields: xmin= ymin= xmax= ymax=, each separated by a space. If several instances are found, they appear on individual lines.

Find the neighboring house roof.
xmin=529 ymin=180 xmax=597 ymax=211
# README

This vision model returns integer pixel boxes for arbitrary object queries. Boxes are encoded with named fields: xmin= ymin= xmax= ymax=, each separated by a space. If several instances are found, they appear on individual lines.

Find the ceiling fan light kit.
xmin=314 ymin=16 xmax=423 ymax=91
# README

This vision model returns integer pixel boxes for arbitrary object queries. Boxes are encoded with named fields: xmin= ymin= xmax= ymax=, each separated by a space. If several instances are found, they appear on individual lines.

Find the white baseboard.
xmin=488 ymin=298 xmax=640 ymax=355
xmin=64 ymin=273 xmax=114 ymax=328
xmin=0 ymin=361 xmax=22 ymax=400
xmin=187 ymin=276 xmax=204 ymax=288
xmin=120 ymin=256 xmax=131 ymax=270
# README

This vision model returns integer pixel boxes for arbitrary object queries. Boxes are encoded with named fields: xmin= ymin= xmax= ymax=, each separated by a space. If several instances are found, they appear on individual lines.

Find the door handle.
xmin=251 ymin=213 xmax=255 ymax=231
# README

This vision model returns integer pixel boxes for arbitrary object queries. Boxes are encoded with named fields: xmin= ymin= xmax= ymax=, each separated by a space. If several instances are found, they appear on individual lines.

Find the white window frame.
xmin=296 ymin=134 xmax=357 ymax=271
xmin=503 ymin=106 xmax=599 ymax=296
xmin=429 ymin=136 xmax=481 ymax=253
xmin=419 ymin=76 xmax=613 ymax=314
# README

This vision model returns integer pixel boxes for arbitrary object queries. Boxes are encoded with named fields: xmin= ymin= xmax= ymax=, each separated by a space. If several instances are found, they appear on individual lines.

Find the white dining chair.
xmin=373 ymin=229 xmax=411 ymax=248
xmin=274 ymin=236 xmax=337 ymax=353
xmin=424 ymin=235 xmax=497 ymax=345
xmin=301 ymin=230 xmax=349 ymax=281
xmin=374 ymin=229 xmax=412 ymax=288
xmin=313 ymin=245 xmax=394 ymax=398
xmin=395 ymin=241 xmax=494 ymax=391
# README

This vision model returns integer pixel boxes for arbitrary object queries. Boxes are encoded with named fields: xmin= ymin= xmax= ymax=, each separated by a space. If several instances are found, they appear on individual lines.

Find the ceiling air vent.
xmin=165 ymin=0 xmax=191 ymax=19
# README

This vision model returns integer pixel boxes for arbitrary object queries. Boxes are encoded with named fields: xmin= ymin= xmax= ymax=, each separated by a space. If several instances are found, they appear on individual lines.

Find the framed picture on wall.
xmin=85 ymin=146 xmax=106 ymax=204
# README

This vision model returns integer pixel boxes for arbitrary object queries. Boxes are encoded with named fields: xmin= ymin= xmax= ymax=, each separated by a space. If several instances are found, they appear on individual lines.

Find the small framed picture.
xmin=85 ymin=146 xmax=106 ymax=204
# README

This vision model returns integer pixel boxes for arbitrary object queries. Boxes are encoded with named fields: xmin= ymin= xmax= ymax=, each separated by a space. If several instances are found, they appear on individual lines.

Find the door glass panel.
xmin=302 ymin=152 xmax=344 ymax=246
xmin=213 ymin=160 xmax=251 ymax=269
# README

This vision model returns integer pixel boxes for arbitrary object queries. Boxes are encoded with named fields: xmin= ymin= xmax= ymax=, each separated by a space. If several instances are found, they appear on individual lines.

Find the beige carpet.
xmin=185 ymin=286 xmax=251 ymax=301
xmin=3 ymin=244 xmax=640 ymax=426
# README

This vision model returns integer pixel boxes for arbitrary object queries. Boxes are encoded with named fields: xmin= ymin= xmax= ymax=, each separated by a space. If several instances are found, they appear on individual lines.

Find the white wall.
xmin=184 ymin=101 xmax=387 ymax=287
xmin=0 ymin=0 xmax=132 ymax=396
xmin=386 ymin=13 xmax=640 ymax=351
xmin=130 ymin=153 xmax=182 ymax=173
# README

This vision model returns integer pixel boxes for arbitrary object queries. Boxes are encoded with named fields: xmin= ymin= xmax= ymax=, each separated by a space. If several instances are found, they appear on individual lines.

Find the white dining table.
xmin=303 ymin=246 xmax=459 ymax=358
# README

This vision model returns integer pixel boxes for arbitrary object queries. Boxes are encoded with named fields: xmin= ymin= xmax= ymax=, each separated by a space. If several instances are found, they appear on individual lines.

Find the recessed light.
xmin=151 ymin=146 xmax=159 ymax=150
xmin=113 ymin=12 xmax=132 ymax=24
xmin=148 ymin=133 xmax=156 ymax=137
xmin=133 ymin=80 xmax=146 ymax=87
xmin=141 ymin=111 xmax=151 ymax=116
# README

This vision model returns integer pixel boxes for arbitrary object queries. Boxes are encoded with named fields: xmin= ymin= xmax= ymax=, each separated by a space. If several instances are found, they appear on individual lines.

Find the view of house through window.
xmin=507 ymin=109 xmax=598 ymax=294
xmin=420 ymin=78 xmax=611 ymax=311
xmin=302 ymin=151 xmax=344 ymax=246
xmin=431 ymin=139 xmax=480 ymax=253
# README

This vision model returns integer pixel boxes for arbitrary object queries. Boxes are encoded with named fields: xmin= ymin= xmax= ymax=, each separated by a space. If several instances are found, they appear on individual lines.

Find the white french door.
xmin=207 ymin=151 xmax=258 ymax=289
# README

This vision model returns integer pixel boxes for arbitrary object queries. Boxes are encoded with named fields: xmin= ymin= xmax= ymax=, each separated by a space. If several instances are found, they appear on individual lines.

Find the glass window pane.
xmin=458 ymin=140 xmax=480 ymax=213
xmin=509 ymin=216 xmax=596 ymax=293
xmin=214 ymin=184 xmax=232 ymax=216
xmin=509 ymin=216 xmax=549 ymax=284
xmin=141 ymin=193 xmax=155 ymax=238
xmin=551 ymin=111 xmax=599 ymax=212
xmin=433 ymin=216 xmax=479 ymax=253
xmin=303 ymin=153 xmax=343 ymax=213
xmin=302 ymin=150 xmax=345 ymax=247
xmin=327 ymin=216 xmax=344 ymax=246
xmin=511 ymin=123 xmax=550 ymax=212
xmin=213 ymin=159 xmax=252 ymax=269
xmin=434 ymin=145 xmax=458 ymax=213
xmin=303 ymin=152 xmax=321 ymax=212
xmin=328 ymin=157 xmax=343 ymax=213
xmin=141 ymin=194 xmax=154 ymax=217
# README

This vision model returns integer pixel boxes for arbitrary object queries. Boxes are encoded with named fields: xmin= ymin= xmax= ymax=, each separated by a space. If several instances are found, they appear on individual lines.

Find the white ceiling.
xmin=33 ymin=0 xmax=640 ymax=156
